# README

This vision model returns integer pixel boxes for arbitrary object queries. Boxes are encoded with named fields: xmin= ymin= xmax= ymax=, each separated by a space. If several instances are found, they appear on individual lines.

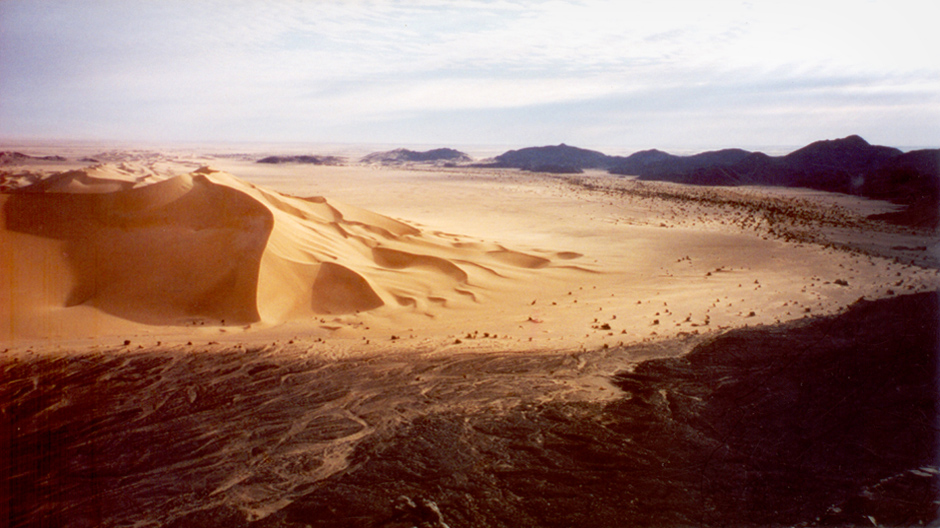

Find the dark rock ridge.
xmin=362 ymin=148 xmax=471 ymax=165
xmin=610 ymin=147 xmax=753 ymax=177
xmin=862 ymin=148 xmax=940 ymax=227
xmin=0 ymin=151 xmax=67 ymax=164
xmin=482 ymin=144 xmax=750 ymax=175
xmin=482 ymin=143 xmax=618 ymax=173
xmin=613 ymin=135 xmax=905 ymax=190
xmin=611 ymin=136 xmax=939 ymax=227
xmin=484 ymin=137 xmax=937 ymax=227
xmin=256 ymin=155 xmax=345 ymax=165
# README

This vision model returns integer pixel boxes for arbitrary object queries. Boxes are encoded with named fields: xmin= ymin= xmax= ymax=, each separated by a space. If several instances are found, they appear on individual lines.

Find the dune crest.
xmin=0 ymin=165 xmax=569 ymax=338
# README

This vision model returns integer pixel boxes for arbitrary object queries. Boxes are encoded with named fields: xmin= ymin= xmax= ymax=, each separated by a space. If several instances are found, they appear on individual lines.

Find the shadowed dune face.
xmin=310 ymin=262 xmax=385 ymax=314
xmin=1 ymin=165 xmax=570 ymax=336
xmin=486 ymin=248 xmax=551 ymax=269
xmin=372 ymin=247 xmax=470 ymax=284
xmin=2 ymin=174 xmax=272 ymax=325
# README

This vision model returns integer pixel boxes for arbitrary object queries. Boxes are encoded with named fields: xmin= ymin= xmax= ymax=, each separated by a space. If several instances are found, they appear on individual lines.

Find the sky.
xmin=1 ymin=0 xmax=938 ymax=151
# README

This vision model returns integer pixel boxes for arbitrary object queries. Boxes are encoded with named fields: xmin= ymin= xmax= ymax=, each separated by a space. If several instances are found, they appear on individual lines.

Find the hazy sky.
xmin=1 ymin=0 xmax=938 ymax=150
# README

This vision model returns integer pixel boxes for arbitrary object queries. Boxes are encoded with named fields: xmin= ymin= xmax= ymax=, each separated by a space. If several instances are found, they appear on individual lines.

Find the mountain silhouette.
xmin=488 ymin=136 xmax=938 ymax=227
xmin=362 ymin=148 xmax=471 ymax=165
xmin=483 ymin=144 xmax=618 ymax=173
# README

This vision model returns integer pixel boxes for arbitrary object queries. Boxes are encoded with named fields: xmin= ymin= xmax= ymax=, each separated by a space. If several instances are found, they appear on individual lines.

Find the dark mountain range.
xmin=863 ymin=149 xmax=940 ymax=228
xmin=620 ymin=136 xmax=938 ymax=226
xmin=256 ymin=155 xmax=345 ymax=165
xmin=784 ymin=135 xmax=901 ymax=170
xmin=483 ymin=144 xmax=751 ymax=175
xmin=361 ymin=148 xmax=471 ymax=165
xmin=487 ymin=136 xmax=937 ymax=227
xmin=609 ymin=148 xmax=752 ymax=177
xmin=616 ymin=135 xmax=911 ymax=191
xmin=483 ymin=144 xmax=619 ymax=173
xmin=858 ymin=148 xmax=939 ymax=201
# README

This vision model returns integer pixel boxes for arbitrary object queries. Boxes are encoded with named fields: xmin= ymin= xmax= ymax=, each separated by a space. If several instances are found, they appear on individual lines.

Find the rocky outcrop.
xmin=256 ymin=155 xmax=345 ymax=165
xmin=255 ymin=291 xmax=939 ymax=528
xmin=361 ymin=148 xmax=471 ymax=165
xmin=608 ymin=136 xmax=938 ymax=228
xmin=0 ymin=151 xmax=67 ymax=164
xmin=483 ymin=143 xmax=619 ymax=171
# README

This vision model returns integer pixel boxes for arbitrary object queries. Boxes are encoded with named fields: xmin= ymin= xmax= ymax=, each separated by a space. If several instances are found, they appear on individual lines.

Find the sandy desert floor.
xmin=2 ymin=145 xmax=939 ymax=526
xmin=3 ymin=148 xmax=938 ymax=354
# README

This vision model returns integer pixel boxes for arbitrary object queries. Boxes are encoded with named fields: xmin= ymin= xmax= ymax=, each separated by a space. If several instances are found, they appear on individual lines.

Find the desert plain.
xmin=2 ymin=143 xmax=939 ymax=527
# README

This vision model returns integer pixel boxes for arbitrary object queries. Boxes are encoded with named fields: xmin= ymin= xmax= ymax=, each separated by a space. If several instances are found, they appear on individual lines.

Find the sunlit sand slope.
xmin=1 ymin=165 xmax=571 ymax=338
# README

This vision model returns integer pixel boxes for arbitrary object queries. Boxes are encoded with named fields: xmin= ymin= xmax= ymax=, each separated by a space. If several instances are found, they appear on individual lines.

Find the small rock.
xmin=390 ymin=496 xmax=450 ymax=528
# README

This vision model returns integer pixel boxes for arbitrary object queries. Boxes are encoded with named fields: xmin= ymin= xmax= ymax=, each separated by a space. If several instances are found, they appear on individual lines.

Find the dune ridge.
xmin=0 ymin=165 xmax=570 ymax=339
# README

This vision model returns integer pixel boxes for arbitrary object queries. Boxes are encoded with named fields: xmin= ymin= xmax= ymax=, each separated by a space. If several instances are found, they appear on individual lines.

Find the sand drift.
xmin=1 ymin=165 xmax=580 ymax=338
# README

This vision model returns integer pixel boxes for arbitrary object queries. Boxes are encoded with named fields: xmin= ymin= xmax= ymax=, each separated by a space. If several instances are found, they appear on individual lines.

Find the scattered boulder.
xmin=390 ymin=495 xmax=450 ymax=528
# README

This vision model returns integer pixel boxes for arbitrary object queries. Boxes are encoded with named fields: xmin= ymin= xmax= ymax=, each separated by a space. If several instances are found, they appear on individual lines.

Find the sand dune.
xmin=4 ymin=155 xmax=938 ymax=351
xmin=0 ymin=164 xmax=575 ymax=339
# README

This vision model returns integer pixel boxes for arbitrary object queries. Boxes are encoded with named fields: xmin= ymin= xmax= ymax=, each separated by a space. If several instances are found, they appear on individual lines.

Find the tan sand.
xmin=1 ymin=164 xmax=585 ymax=343
xmin=2 ymin=150 xmax=938 ymax=356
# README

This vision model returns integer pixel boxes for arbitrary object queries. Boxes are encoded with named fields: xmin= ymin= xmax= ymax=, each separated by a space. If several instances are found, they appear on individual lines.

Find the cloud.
xmin=1 ymin=0 xmax=937 ymax=146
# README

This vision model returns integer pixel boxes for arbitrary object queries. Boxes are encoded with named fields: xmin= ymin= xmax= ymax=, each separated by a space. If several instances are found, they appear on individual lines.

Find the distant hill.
xmin=482 ymin=144 xmax=620 ymax=173
xmin=613 ymin=135 xmax=909 ymax=190
xmin=0 ymin=151 xmax=67 ymax=164
xmin=607 ymin=136 xmax=938 ymax=227
xmin=862 ymin=149 xmax=940 ymax=228
xmin=485 ymin=136 xmax=937 ymax=227
xmin=361 ymin=148 xmax=471 ymax=165
xmin=485 ymin=144 xmax=749 ymax=175
xmin=609 ymin=148 xmax=752 ymax=177
xmin=256 ymin=155 xmax=345 ymax=165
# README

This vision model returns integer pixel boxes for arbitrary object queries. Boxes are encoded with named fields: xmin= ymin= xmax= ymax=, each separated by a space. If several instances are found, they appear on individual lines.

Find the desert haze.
xmin=2 ymin=138 xmax=939 ymax=527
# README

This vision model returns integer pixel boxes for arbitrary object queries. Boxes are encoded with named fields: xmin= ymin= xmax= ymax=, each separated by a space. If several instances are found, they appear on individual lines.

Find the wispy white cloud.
xmin=1 ymin=0 xmax=937 ymax=146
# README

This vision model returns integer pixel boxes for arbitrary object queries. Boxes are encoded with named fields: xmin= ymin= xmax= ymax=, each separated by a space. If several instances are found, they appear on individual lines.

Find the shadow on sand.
xmin=4 ymin=293 xmax=938 ymax=527
xmin=259 ymin=292 xmax=938 ymax=527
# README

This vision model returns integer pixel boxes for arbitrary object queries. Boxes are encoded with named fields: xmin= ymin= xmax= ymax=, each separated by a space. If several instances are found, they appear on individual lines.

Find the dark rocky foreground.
xmin=3 ymin=292 xmax=938 ymax=527
xmin=255 ymin=292 xmax=939 ymax=528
